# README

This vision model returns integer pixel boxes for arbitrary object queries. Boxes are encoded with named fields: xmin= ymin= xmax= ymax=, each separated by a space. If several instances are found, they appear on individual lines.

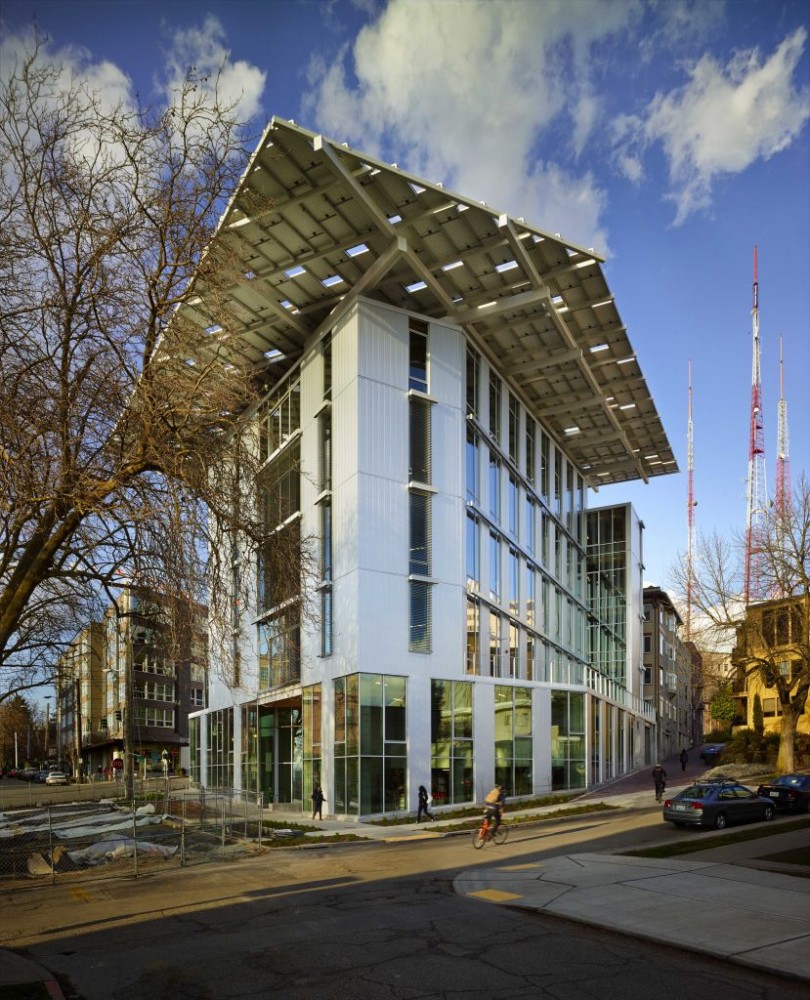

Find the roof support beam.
xmin=314 ymin=135 xmax=398 ymax=238
xmin=497 ymin=214 xmax=647 ymax=482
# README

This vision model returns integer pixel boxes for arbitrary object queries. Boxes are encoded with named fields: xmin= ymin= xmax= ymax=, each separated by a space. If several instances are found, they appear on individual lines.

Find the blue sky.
xmin=2 ymin=0 xmax=809 ymax=591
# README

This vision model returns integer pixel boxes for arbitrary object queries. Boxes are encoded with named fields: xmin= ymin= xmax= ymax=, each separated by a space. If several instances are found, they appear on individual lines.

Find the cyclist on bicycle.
xmin=483 ymin=784 xmax=505 ymax=835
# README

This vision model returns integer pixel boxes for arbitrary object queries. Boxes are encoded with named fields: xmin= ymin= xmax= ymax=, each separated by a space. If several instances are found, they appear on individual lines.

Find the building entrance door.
xmin=257 ymin=705 xmax=302 ymax=807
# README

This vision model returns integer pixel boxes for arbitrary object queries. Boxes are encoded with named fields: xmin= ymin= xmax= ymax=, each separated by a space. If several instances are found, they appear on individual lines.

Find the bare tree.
xmin=0 ymin=40 xmax=305 ymax=698
xmin=673 ymin=475 xmax=810 ymax=772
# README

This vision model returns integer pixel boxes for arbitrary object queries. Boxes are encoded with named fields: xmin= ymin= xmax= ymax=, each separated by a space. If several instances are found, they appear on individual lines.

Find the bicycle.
xmin=472 ymin=812 xmax=509 ymax=848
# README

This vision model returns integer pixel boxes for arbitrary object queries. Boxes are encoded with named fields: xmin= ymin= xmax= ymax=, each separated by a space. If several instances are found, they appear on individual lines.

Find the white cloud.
xmin=159 ymin=15 xmax=266 ymax=122
xmin=627 ymin=27 xmax=810 ymax=224
xmin=303 ymin=0 xmax=639 ymax=252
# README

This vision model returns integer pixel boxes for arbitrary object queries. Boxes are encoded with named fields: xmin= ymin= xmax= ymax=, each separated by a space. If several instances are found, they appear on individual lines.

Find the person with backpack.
xmin=484 ymin=784 xmax=506 ymax=835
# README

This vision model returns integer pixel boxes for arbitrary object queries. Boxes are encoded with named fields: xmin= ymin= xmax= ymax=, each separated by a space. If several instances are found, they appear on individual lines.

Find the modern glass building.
xmin=188 ymin=119 xmax=676 ymax=816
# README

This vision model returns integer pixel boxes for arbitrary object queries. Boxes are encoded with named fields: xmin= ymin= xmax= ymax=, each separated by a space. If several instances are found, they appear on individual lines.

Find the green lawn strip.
xmin=439 ymin=801 xmax=617 ymax=833
xmin=626 ymin=817 xmax=810 ymax=860
xmin=369 ymin=793 xmax=582 ymax=826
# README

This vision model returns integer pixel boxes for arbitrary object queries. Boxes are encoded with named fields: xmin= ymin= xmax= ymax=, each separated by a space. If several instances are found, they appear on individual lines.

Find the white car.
xmin=45 ymin=771 xmax=68 ymax=786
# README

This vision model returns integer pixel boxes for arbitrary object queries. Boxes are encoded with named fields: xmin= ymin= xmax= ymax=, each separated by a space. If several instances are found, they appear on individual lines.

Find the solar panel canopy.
xmin=183 ymin=117 xmax=677 ymax=488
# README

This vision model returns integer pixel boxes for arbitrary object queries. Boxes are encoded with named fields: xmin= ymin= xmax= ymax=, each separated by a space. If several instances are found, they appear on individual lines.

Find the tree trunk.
xmin=775 ymin=708 xmax=797 ymax=774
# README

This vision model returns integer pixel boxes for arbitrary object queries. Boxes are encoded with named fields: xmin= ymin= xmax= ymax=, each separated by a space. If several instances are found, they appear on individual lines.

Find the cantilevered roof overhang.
xmin=186 ymin=117 xmax=677 ymax=488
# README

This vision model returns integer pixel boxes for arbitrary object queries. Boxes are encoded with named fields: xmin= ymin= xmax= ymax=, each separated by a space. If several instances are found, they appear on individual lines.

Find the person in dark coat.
xmin=311 ymin=784 xmax=325 ymax=820
xmin=651 ymin=764 xmax=667 ymax=803
xmin=679 ymin=748 xmax=689 ymax=772
xmin=417 ymin=784 xmax=433 ymax=822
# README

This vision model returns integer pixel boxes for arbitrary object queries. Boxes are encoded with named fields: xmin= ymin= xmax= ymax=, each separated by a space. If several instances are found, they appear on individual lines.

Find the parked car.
xmin=45 ymin=771 xmax=69 ymax=786
xmin=756 ymin=774 xmax=810 ymax=814
xmin=663 ymin=779 xmax=776 ymax=829
xmin=699 ymin=743 xmax=726 ymax=766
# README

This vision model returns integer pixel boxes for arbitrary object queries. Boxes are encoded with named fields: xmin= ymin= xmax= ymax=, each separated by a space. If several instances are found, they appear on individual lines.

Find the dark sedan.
xmin=663 ymin=779 xmax=776 ymax=829
xmin=699 ymin=743 xmax=726 ymax=766
xmin=756 ymin=774 xmax=810 ymax=813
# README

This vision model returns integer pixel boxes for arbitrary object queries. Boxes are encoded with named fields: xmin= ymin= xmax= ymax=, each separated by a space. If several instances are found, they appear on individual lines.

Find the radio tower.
xmin=774 ymin=337 xmax=791 ymax=521
xmin=686 ymin=361 xmax=696 ymax=642
xmin=774 ymin=337 xmax=792 ymax=596
xmin=744 ymin=246 xmax=767 ymax=605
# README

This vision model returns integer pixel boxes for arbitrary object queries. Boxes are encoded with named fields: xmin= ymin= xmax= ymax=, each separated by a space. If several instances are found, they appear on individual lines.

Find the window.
xmin=643 ymin=634 xmax=651 ymax=654
xmin=540 ymin=430 xmax=550 ymax=501
xmin=431 ymin=680 xmax=474 ymax=805
xmin=334 ymin=674 xmax=407 ymax=815
xmin=551 ymin=690 xmax=585 ymax=790
xmin=489 ymin=451 xmax=500 ymax=520
xmin=525 ymin=496 xmax=535 ymax=553
xmin=466 ymin=346 xmax=480 ymax=417
xmin=509 ymin=547 xmax=519 ymax=616
xmin=508 ymin=393 xmax=519 ymax=464
xmin=489 ymin=372 xmax=501 ymax=442
xmin=322 ymin=334 xmax=332 ymax=400
xmin=526 ymin=565 xmax=536 ymax=626
xmin=466 ymin=513 xmax=480 ymax=590
xmin=466 ymin=427 xmax=480 ymax=503
xmin=489 ymin=612 xmax=502 ymax=676
xmin=489 ymin=532 xmax=501 ymax=603
xmin=410 ymin=492 xmax=431 ymax=575
xmin=409 ymin=398 xmax=432 ymax=483
xmin=321 ymin=588 xmax=333 ymax=656
xmin=525 ymin=419 xmax=536 ymax=485
xmin=494 ymin=685 xmax=532 ymax=796
xmin=258 ymin=608 xmax=301 ymax=688
xmin=466 ymin=598 xmax=481 ymax=674
xmin=258 ymin=376 xmax=301 ymax=463
xmin=508 ymin=475 xmax=518 ymax=537
xmin=409 ymin=321 xmax=428 ymax=392
xmin=409 ymin=581 xmax=432 ymax=652
xmin=318 ymin=409 xmax=332 ymax=492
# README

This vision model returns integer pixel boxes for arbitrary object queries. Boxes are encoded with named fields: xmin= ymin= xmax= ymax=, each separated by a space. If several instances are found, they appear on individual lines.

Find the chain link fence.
xmin=0 ymin=782 xmax=267 ymax=886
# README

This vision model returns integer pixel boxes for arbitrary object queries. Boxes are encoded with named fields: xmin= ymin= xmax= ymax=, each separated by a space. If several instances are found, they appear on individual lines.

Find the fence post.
xmin=258 ymin=791 xmax=263 ymax=850
xmin=132 ymin=803 xmax=138 ymax=879
xmin=180 ymin=797 xmax=186 ymax=867
xmin=48 ymin=805 xmax=55 ymax=886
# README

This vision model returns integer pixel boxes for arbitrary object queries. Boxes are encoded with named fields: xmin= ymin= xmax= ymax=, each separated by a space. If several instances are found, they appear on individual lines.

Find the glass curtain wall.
xmin=494 ymin=685 xmax=532 ymax=795
xmin=430 ymin=680 xmax=474 ymax=805
xmin=551 ymin=691 xmax=586 ymax=790
xmin=206 ymin=708 xmax=234 ymax=789
xmin=303 ymin=684 xmax=322 ymax=808
xmin=241 ymin=703 xmax=258 ymax=794
xmin=333 ymin=674 xmax=407 ymax=815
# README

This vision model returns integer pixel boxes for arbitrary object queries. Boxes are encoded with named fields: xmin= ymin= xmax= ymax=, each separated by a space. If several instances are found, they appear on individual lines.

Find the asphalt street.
xmin=2 ymin=760 xmax=808 ymax=1000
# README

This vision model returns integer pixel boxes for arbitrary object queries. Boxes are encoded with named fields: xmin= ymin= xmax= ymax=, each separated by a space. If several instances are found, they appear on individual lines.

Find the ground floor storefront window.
xmin=303 ymin=684 xmax=322 ymax=809
xmin=333 ymin=673 xmax=407 ymax=815
xmin=206 ymin=708 xmax=234 ymax=788
xmin=494 ymin=685 xmax=532 ymax=795
xmin=551 ymin=690 xmax=585 ymax=790
xmin=430 ymin=680 xmax=474 ymax=806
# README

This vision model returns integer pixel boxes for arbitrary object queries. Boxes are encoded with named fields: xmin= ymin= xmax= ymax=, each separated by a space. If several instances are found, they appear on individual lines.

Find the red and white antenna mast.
xmin=686 ymin=361 xmax=696 ymax=642
xmin=774 ymin=337 xmax=792 ymax=596
xmin=774 ymin=337 xmax=791 ymax=521
xmin=744 ymin=246 xmax=767 ymax=605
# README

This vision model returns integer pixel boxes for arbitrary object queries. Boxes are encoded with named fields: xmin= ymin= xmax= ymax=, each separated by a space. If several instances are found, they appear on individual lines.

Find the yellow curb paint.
xmin=499 ymin=863 xmax=542 ymax=871
xmin=468 ymin=888 xmax=523 ymax=903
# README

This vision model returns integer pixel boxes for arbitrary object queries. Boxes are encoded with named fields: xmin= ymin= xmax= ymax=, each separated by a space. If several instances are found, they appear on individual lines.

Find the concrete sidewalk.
xmin=453 ymin=835 xmax=810 ymax=984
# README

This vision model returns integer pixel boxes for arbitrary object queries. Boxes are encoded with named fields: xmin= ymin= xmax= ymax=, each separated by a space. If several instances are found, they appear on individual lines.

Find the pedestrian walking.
xmin=311 ymin=783 xmax=324 ymax=820
xmin=651 ymin=763 xmax=667 ymax=803
xmin=417 ymin=784 xmax=433 ymax=822
xmin=679 ymin=748 xmax=688 ymax=772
